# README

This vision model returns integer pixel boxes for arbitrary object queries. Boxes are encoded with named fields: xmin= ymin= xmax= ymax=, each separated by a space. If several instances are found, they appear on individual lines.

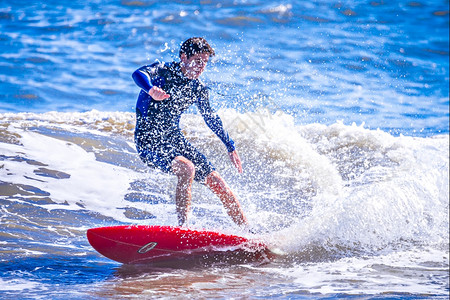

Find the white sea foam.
xmin=0 ymin=278 xmax=40 ymax=291
xmin=1 ymin=123 xmax=142 ymax=222
xmin=275 ymin=123 xmax=449 ymax=253
xmin=261 ymin=246 xmax=449 ymax=296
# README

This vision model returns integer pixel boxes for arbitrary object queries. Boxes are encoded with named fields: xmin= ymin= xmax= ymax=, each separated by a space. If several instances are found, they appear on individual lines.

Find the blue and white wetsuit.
xmin=132 ymin=61 xmax=235 ymax=182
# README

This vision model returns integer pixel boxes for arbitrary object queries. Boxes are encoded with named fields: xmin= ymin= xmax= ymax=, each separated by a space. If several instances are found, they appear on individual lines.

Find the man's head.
xmin=179 ymin=37 xmax=215 ymax=60
xmin=179 ymin=37 xmax=215 ymax=80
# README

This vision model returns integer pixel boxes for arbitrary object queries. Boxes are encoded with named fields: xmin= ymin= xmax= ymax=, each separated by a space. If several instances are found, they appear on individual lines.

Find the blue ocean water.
xmin=1 ymin=0 xmax=448 ymax=135
xmin=0 ymin=0 xmax=449 ymax=299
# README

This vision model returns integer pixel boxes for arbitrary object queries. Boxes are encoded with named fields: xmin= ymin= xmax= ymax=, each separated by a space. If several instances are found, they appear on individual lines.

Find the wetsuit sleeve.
xmin=197 ymin=90 xmax=236 ymax=152
xmin=132 ymin=63 xmax=165 ymax=93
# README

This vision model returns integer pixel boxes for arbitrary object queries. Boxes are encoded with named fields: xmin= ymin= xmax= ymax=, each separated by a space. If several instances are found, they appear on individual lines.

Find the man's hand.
xmin=228 ymin=150 xmax=243 ymax=174
xmin=148 ymin=86 xmax=170 ymax=101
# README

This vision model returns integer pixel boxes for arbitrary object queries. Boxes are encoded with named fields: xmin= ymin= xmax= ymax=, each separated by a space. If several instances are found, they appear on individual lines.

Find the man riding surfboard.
xmin=132 ymin=37 xmax=248 ymax=229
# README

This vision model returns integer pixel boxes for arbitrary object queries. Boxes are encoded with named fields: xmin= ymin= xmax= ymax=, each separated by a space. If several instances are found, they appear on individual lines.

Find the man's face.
xmin=181 ymin=53 xmax=209 ymax=79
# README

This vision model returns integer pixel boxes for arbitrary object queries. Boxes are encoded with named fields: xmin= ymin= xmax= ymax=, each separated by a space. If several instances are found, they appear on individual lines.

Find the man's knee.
xmin=205 ymin=171 xmax=226 ymax=190
xmin=172 ymin=156 xmax=195 ymax=179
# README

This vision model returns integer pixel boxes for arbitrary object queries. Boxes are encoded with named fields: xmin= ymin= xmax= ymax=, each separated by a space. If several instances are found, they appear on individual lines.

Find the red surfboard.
xmin=87 ymin=225 xmax=274 ymax=265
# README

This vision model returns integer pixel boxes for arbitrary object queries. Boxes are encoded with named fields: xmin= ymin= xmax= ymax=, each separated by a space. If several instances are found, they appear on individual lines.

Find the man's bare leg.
xmin=205 ymin=171 xmax=248 ymax=227
xmin=172 ymin=156 xmax=195 ymax=226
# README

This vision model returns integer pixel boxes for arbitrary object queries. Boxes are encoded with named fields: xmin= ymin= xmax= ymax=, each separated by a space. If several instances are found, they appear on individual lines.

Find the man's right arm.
xmin=132 ymin=64 xmax=169 ymax=100
xmin=132 ymin=64 xmax=158 ymax=93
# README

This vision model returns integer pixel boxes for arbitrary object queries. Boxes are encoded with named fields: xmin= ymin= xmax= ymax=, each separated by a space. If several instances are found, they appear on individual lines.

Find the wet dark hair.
xmin=179 ymin=37 xmax=215 ymax=59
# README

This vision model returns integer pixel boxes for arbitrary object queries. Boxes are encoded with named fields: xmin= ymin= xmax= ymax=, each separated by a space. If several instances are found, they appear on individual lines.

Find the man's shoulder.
xmin=140 ymin=61 xmax=167 ymax=71
xmin=153 ymin=61 xmax=183 ymax=78
xmin=138 ymin=61 xmax=180 ymax=80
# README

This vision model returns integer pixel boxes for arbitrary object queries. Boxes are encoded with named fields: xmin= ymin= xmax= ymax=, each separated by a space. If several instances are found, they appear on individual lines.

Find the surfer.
xmin=132 ymin=37 xmax=248 ymax=229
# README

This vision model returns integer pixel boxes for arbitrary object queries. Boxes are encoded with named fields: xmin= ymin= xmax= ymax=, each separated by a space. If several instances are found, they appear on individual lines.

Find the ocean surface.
xmin=0 ymin=0 xmax=449 ymax=299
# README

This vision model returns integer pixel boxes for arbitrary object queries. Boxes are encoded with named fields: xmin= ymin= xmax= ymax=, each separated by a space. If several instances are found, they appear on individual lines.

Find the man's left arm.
xmin=197 ymin=90 xmax=242 ymax=173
